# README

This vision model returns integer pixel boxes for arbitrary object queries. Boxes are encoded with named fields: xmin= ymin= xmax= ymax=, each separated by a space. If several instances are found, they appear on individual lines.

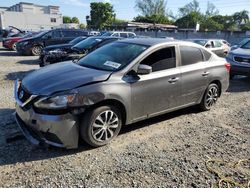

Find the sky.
xmin=0 ymin=0 xmax=250 ymax=24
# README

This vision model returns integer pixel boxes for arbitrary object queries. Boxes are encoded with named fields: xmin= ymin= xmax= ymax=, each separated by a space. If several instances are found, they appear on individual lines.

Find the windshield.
xmin=241 ymin=41 xmax=250 ymax=49
xmin=78 ymin=42 xmax=148 ymax=71
xmin=35 ymin=31 xmax=49 ymax=38
xmin=102 ymin=32 xmax=112 ymax=36
xmin=69 ymin=37 xmax=87 ymax=45
xmin=73 ymin=37 xmax=103 ymax=50
xmin=239 ymin=38 xmax=250 ymax=46
xmin=190 ymin=40 xmax=208 ymax=46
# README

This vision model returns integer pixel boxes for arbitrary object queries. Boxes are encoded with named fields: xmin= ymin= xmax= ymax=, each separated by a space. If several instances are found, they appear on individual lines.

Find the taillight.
xmin=225 ymin=63 xmax=231 ymax=72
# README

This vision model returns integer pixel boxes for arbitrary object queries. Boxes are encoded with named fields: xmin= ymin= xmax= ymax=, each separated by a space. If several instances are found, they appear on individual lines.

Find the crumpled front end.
xmin=14 ymin=80 xmax=79 ymax=149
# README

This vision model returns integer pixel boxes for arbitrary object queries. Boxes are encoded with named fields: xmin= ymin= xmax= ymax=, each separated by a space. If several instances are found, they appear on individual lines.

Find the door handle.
xmin=168 ymin=77 xmax=179 ymax=83
xmin=202 ymin=72 xmax=210 ymax=76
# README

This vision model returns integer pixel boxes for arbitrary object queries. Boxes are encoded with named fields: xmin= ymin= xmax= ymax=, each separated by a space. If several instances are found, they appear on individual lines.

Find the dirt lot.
xmin=0 ymin=47 xmax=249 ymax=188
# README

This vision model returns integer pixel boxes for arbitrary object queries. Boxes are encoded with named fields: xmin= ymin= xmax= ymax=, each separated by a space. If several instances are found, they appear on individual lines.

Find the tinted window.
xmin=120 ymin=33 xmax=128 ymax=38
xmin=74 ymin=37 xmax=103 ymax=50
xmin=52 ymin=30 xmax=61 ymax=38
xmin=140 ymin=47 xmax=176 ymax=72
xmin=128 ymin=33 xmax=135 ymax=38
xmin=191 ymin=39 xmax=207 ymax=46
xmin=102 ymin=32 xmax=112 ymax=36
xmin=214 ymin=40 xmax=222 ymax=47
xmin=201 ymin=49 xmax=212 ymax=61
xmin=62 ymin=30 xmax=77 ymax=37
xmin=78 ymin=42 xmax=148 ymax=71
xmin=180 ymin=46 xmax=203 ymax=66
xmin=69 ymin=37 xmax=86 ymax=45
xmin=112 ymin=33 xmax=120 ymax=37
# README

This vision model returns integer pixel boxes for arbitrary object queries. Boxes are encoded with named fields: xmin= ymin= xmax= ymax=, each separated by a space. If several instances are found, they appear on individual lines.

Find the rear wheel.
xmin=80 ymin=105 xmax=122 ymax=147
xmin=199 ymin=83 xmax=219 ymax=111
xmin=31 ymin=46 xmax=42 ymax=56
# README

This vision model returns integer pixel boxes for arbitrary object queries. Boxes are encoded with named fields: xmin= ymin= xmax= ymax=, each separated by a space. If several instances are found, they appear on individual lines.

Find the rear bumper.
xmin=15 ymin=104 xmax=79 ymax=149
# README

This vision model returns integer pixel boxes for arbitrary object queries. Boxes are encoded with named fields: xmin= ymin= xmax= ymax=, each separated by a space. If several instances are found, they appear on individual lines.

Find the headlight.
xmin=226 ymin=53 xmax=234 ymax=60
xmin=34 ymin=94 xmax=76 ymax=109
xmin=49 ymin=49 xmax=65 ymax=54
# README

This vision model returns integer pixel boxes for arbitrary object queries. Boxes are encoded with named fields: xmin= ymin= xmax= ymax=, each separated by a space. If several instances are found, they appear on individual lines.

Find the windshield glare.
xmin=73 ymin=37 xmax=103 ymax=49
xmin=69 ymin=37 xmax=86 ymax=45
xmin=241 ymin=41 xmax=250 ymax=49
xmin=78 ymin=42 xmax=148 ymax=71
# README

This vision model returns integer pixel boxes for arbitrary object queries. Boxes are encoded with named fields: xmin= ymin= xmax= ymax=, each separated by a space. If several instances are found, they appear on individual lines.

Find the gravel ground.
xmin=0 ymin=47 xmax=249 ymax=188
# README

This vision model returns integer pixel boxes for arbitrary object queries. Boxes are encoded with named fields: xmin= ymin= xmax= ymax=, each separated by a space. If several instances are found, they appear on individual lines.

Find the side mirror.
xmin=137 ymin=64 xmax=152 ymax=75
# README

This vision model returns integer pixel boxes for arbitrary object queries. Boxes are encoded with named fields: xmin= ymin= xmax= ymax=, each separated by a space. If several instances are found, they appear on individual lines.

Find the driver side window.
xmin=140 ymin=47 xmax=176 ymax=72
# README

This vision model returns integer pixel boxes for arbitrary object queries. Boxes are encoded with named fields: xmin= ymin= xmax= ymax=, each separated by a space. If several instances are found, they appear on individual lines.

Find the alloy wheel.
xmin=32 ymin=46 xmax=42 ymax=56
xmin=91 ymin=110 xmax=119 ymax=142
xmin=205 ymin=86 xmax=218 ymax=108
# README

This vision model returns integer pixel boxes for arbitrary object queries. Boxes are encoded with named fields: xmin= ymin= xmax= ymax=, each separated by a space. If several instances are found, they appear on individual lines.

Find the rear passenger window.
xmin=62 ymin=30 xmax=76 ymax=37
xmin=201 ymin=49 xmax=212 ymax=61
xmin=52 ymin=30 xmax=61 ymax=38
xmin=112 ymin=33 xmax=119 ymax=37
xmin=140 ymin=47 xmax=176 ymax=72
xmin=180 ymin=46 xmax=203 ymax=66
xmin=214 ymin=41 xmax=222 ymax=47
xmin=120 ymin=33 xmax=128 ymax=38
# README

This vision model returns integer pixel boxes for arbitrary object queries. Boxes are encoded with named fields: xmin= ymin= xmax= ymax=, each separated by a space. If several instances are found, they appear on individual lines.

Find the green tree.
xmin=79 ymin=23 xmax=86 ymax=29
xmin=175 ymin=11 xmax=203 ymax=28
xmin=211 ymin=15 xmax=236 ymax=31
xmin=240 ymin=23 xmax=250 ymax=31
xmin=178 ymin=0 xmax=200 ymax=17
xmin=135 ymin=0 xmax=167 ymax=16
xmin=63 ymin=16 xmax=72 ymax=23
xmin=205 ymin=1 xmax=219 ymax=17
xmin=200 ymin=17 xmax=223 ymax=31
xmin=71 ymin=17 xmax=80 ymax=24
xmin=134 ymin=14 xmax=171 ymax=24
xmin=87 ymin=2 xmax=115 ymax=29
xmin=233 ymin=10 xmax=249 ymax=25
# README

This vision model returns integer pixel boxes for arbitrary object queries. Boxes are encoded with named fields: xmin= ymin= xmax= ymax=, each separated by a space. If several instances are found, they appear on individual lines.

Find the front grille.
xmin=18 ymin=85 xmax=31 ymax=103
xmin=234 ymin=56 xmax=250 ymax=64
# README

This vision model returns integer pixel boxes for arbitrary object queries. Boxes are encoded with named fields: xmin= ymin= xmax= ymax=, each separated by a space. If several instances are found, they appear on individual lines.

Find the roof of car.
xmin=89 ymin=36 xmax=122 ymax=40
xmin=188 ymin=38 xmax=226 ymax=41
xmin=118 ymin=38 xmax=178 ymax=46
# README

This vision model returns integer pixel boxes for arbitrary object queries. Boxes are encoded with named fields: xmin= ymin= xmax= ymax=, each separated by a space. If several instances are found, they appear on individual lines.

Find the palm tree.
xmin=233 ymin=10 xmax=249 ymax=25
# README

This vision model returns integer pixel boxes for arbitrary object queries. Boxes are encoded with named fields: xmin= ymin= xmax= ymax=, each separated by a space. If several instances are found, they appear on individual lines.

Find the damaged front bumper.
xmin=14 ymin=80 xmax=79 ymax=149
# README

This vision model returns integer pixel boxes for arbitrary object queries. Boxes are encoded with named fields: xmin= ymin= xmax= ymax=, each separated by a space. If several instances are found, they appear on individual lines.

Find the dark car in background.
xmin=39 ymin=36 xmax=88 ymax=64
xmin=16 ymin=29 xmax=89 ymax=56
xmin=188 ymin=39 xmax=230 ymax=57
xmin=226 ymin=39 xmax=250 ymax=78
xmin=39 ymin=36 xmax=121 ymax=67
xmin=2 ymin=32 xmax=39 ymax=51
xmin=15 ymin=39 xmax=229 ymax=148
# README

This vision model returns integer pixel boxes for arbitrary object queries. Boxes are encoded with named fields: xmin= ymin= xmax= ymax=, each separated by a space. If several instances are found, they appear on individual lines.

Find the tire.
xmin=80 ymin=105 xmax=122 ymax=147
xmin=12 ymin=42 xmax=17 ymax=51
xmin=199 ymin=83 xmax=220 ymax=111
xmin=31 ymin=46 xmax=42 ymax=56
xmin=40 ymin=55 xmax=50 ymax=67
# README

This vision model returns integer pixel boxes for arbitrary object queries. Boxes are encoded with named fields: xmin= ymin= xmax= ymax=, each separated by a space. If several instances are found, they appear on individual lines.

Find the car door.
xmin=129 ymin=46 xmax=181 ymax=121
xmin=178 ymin=45 xmax=208 ymax=106
xmin=210 ymin=40 xmax=224 ymax=57
xmin=43 ymin=30 xmax=62 ymax=46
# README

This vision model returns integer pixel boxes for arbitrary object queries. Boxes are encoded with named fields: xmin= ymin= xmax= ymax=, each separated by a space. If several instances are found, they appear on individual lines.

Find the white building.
xmin=0 ymin=2 xmax=63 ymax=31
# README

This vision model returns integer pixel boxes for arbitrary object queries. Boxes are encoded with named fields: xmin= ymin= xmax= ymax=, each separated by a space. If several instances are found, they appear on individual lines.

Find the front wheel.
xmin=199 ymin=83 xmax=219 ymax=111
xmin=31 ymin=46 xmax=42 ymax=56
xmin=80 ymin=105 xmax=122 ymax=147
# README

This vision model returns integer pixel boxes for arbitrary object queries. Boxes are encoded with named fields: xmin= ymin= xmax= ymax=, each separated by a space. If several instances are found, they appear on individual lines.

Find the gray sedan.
xmin=14 ymin=38 xmax=230 ymax=148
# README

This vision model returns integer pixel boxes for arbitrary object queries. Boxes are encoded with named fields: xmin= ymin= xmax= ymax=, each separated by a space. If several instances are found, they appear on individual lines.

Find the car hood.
xmin=231 ymin=48 xmax=250 ymax=56
xmin=22 ymin=61 xmax=112 ymax=95
xmin=44 ymin=44 xmax=72 ymax=51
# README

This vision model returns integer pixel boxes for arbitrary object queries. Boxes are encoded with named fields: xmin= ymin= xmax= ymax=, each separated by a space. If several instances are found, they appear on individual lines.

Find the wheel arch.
xmin=85 ymin=99 xmax=127 ymax=125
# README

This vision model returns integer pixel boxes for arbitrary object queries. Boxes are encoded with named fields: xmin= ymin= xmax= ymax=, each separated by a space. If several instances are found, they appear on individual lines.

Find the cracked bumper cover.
xmin=15 ymin=105 xmax=79 ymax=149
